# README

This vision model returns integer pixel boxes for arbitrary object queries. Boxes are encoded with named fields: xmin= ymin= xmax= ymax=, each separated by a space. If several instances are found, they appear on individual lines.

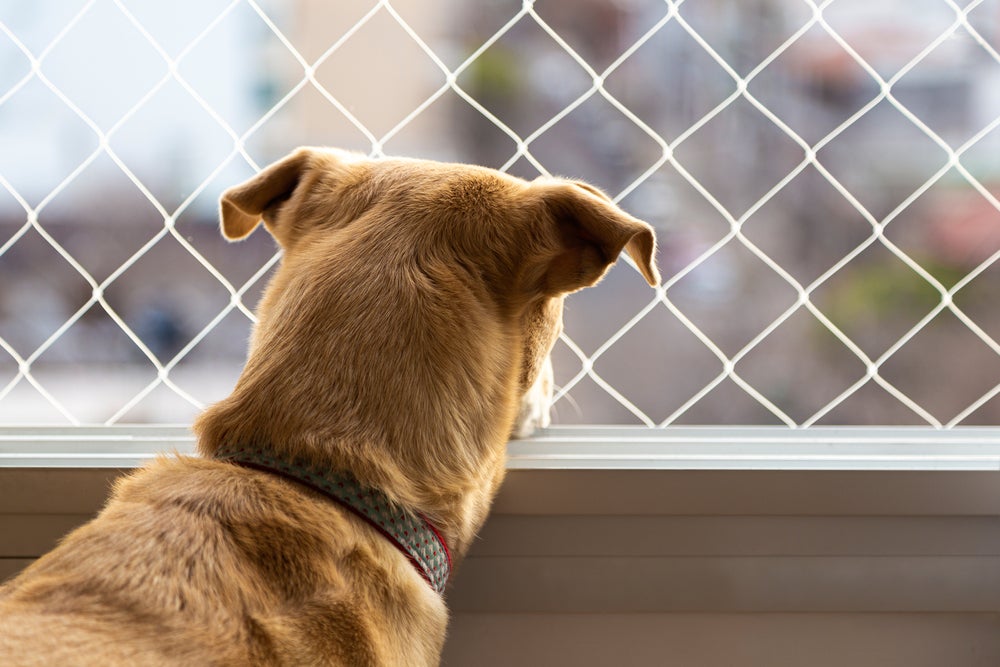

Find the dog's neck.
xmin=214 ymin=443 xmax=452 ymax=593
xmin=198 ymin=417 xmax=509 ymax=569
xmin=196 ymin=396 xmax=510 ymax=563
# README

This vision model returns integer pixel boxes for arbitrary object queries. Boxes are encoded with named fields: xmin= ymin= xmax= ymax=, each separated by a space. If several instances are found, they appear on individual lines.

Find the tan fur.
xmin=0 ymin=148 xmax=658 ymax=666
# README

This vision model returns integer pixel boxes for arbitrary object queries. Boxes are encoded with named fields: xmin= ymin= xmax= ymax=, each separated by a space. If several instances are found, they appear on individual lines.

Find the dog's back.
xmin=1 ymin=455 xmax=446 ymax=665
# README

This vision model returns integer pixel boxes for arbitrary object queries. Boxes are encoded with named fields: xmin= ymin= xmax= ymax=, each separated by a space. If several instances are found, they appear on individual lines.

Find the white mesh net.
xmin=1 ymin=0 xmax=999 ymax=427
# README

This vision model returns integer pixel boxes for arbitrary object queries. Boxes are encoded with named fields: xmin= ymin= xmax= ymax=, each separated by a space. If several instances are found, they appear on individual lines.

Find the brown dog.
xmin=0 ymin=148 xmax=658 ymax=665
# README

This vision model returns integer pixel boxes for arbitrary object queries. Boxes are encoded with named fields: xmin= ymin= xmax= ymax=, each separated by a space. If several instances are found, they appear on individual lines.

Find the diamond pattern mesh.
xmin=1 ymin=0 xmax=999 ymax=427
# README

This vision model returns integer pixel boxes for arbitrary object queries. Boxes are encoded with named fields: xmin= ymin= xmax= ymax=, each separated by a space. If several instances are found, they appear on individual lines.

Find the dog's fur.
xmin=0 ymin=148 xmax=658 ymax=666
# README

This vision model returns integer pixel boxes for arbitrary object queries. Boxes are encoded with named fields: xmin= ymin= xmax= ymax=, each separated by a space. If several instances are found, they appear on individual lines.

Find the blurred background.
xmin=1 ymin=0 xmax=999 ymax=427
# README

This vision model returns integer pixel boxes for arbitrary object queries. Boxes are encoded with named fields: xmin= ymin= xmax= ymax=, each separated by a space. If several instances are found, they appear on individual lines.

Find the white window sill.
xmin=2 ymin=425 xmax=1000 ymax=471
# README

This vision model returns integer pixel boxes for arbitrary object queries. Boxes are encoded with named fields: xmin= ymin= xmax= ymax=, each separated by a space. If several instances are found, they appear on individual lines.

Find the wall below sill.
xmin=4 ymin=466 xmax=1000 ymax=613
xmin=3 ymin=427 xmax=1000 ymax=665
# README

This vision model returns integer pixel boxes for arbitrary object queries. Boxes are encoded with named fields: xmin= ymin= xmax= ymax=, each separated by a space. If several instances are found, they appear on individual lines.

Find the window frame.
xmin=3 ymin=424 xmax=1000 ymax=471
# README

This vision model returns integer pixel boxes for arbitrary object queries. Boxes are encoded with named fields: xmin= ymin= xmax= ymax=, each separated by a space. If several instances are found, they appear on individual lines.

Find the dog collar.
xmin=214 ymin=445 xmax=452 ymax=594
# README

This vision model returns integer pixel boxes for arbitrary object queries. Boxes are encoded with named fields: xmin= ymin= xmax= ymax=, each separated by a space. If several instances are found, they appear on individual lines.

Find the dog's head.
xmin=211 ymin=147 xmax=658 ymax=448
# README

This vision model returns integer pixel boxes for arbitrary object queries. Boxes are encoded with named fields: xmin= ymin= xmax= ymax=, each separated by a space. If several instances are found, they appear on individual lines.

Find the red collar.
xmin=214 ymin=445 xmax=451 ymax=594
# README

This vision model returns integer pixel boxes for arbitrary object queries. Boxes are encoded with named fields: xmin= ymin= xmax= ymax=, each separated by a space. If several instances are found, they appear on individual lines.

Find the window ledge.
xmin=2 ymin=425 xmax=1000 ymax=471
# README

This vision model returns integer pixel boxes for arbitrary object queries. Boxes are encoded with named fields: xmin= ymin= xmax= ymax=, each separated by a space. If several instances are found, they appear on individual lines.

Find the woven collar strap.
xmin=214 ymin=445 xmax=451 ymax=594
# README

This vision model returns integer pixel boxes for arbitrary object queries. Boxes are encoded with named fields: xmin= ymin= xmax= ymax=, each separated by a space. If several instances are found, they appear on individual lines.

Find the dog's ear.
xmin=532 ymin=180 xmax=660 ymax=294
xmin=219 ymin=148 xmax=313 ymax=242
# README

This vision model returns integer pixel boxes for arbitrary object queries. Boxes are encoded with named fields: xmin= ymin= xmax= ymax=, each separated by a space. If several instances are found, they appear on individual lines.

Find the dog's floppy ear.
xmin=219 ymin=148 xmax=313 ymax=242
xmin=533 ymin=180 xmax=660 ymax=294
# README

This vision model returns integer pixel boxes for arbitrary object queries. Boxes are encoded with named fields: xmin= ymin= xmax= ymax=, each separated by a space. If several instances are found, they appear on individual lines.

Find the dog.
xmin=0 ymin=147 xmax=659 ymax=666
